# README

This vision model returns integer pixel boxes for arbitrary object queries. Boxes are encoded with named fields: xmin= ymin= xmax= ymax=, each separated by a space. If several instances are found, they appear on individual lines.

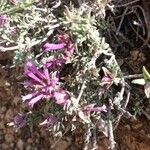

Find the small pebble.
xmin=0 ymin=106 xmax=7 ymax=114
xmin=26 ymin=145 xmax=32 ymax=150
xmin=2 ymin=143 xmax=9 ymax=149
xmin=27 ymin=138 xmax=33 ymax=144
xmin=5 ymin=133 xmax=14 ymax=143
xmin=17 ymin=139 xmax=24 ymax=150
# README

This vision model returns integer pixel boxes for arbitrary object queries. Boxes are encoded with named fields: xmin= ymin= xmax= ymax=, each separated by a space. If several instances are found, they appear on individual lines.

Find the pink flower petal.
xmin=26 ymin=72 xmax=45 ymax=85
xmin=53 ymin=90 xmax=70 ymax=105
xmin=22 ymin=94 xmax=33 ymax=102
xmin=25 ymin=61 xmax=46 ymax=80
xmin=84 ymin=105 xmax=107 ymax=113
xmin=22 ymin=92 xmax=38 ymax=102
xmin=46 ymin=58 xmax=65 ymax=69
xmin=0 ymin=15 xmax=9 ymax=27
xmin=43 ymin=43 xmax=65 ymax=52
xmin=28 ymin=94 xmax=44 ymax=107
xmin=40 ymin=115 xmax=57 ymax=127
xmin=43 ymin=67 xmax=50 ymax=85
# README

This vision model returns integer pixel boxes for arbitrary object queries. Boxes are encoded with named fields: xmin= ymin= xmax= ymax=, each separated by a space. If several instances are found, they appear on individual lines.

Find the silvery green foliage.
xmin=0 ymin=0 xmax=57 ymax=64
xmin=64 ymin=5 xmax=101 ymax=47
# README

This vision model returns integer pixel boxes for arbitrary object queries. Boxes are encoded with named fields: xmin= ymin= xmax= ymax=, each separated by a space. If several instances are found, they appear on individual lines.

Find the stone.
xmin=5 ymin=133 xmax=14 ymax=143
xmin=17 ymin=139 xmax=24 ymax=150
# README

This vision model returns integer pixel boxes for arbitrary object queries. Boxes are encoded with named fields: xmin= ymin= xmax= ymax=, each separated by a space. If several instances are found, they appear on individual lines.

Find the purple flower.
xmin=43 ymin=34 xmax=75 ymax=60
xmin=43 ymin=43 xmax=65 ymax=52
xmin=45 ymin=58 xmax=65 ymax=70
xmin=100 ymin=75 xmax=112 ymax=87
xmin=52 ymin=90 xmax=70 ymax=105
xmin=58 ymin=34 xmax=75 ymax=56
xmin=0 ymin=15 xmax=9 ymax=27
xmin=22 ymin=61 xmax=60 ymax=107
xmin=40 ymin=115 xmax=57 ymax=127
xmin=100 ymin=67 xmax=120 ymax=89
xmin=13 ymin=113 xmax=27 ymax=129
xmin=83 ymin=104 xmax=107 ymax=113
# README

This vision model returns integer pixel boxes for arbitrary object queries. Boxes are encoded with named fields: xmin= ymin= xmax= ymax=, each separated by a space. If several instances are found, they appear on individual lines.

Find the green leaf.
xmin=143 ymin=66 xmax=150 ymax=81
xmin=131 ymin=79 xmax=145 ymax=85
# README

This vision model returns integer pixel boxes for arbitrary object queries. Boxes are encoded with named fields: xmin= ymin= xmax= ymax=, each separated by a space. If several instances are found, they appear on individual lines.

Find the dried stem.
xmin=51 ymin=125 xmax=71 ymax=149
xmin=107 ymin=107 xmax=116 ymax=150
xmin=114 ymin=88 xmax=133 ymax=130
xmin=113 ymin=80 xmax=125 ymax=106
xmin=129 ymin=5 xmax=150 ymax=47
xmin=114 ymin=0 xmax=140 ymax=8
xmin=141 ymin=109 xmax=150 ymax=120
xmin=91 ymin=128 xmax=98 ymax=150
xmin=83 ymin=124 xmax=92 ymax=150
xmin=124 ymin=74 xmax=143 ymax=79
xmin=116 ymin=7 xmax=128 ymax=35
xmin=76 ymin=80 xmax=86 ymax=107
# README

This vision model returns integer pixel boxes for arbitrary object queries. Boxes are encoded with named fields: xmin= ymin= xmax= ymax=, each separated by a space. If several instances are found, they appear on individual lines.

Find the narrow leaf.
xmin=131 ymin=79 xmax=145 ymax=85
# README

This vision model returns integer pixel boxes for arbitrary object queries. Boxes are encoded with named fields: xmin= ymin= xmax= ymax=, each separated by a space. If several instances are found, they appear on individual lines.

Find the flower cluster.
xmin=8 ymin=113 xmax=27 ymax=129
xmin=19 ymin=34 xmax=75 ymax=127
xmin=11 ymin=33 xmax=107 ymax=129
xmin=0 ymin=15 xmax=10 ymax=27
xmin=45 ymin=58 xmax=65 ymax=70
xmin=22 ymin=61 xmax=70 ymax=107
xmin=22 ymin=34 xmax=75 ymax=108
xmin=43 ymin=34 xmax=75 ymax=61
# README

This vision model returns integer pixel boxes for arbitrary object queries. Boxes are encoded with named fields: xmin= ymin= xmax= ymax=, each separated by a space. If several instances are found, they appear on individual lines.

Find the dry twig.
xmin=83 ymin=124 xmax=92 ymax=150
xmin=114 ymin=0 xmax=140 ymax=8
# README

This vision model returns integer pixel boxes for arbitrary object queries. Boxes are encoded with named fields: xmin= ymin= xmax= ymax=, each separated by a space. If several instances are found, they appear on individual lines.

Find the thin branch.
xmin=108 ymin=120 xmax=115 ymax=150
xmin=128 ymin=19 xmax=150 ymax=47
xmin=141 ymin=109 xmax=150 ymax=120
xmin=116 ymin=7 xmax=128 ymax=35
xmin=132 ymin=5 xmax=150 ymax=47
xmin=91 ymin=128 xmax=98 ymax=150
xmin=0 ymin=45 xmax=19 ymax=52
xmin=76 ymin=80 xmax=86 ymax=106
xmin=114 ymin=89 xmax=133 ymax=130
xmin=107 ymin=107 xmax=116 ymax=150
xmin=114 ymin=0 xmax=140 ymax=8
xmin=113 ymin=80 xmax=125 ymax=106
xmin=129 ymin=5 xmax=150 ymax=47
xmin=51 ymin=125 xmax=71 ymax=149
xmin=83 ymin=124 xmax=91 ymax=150
xmin=124 ymin=74 xmax=143 ymax=79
